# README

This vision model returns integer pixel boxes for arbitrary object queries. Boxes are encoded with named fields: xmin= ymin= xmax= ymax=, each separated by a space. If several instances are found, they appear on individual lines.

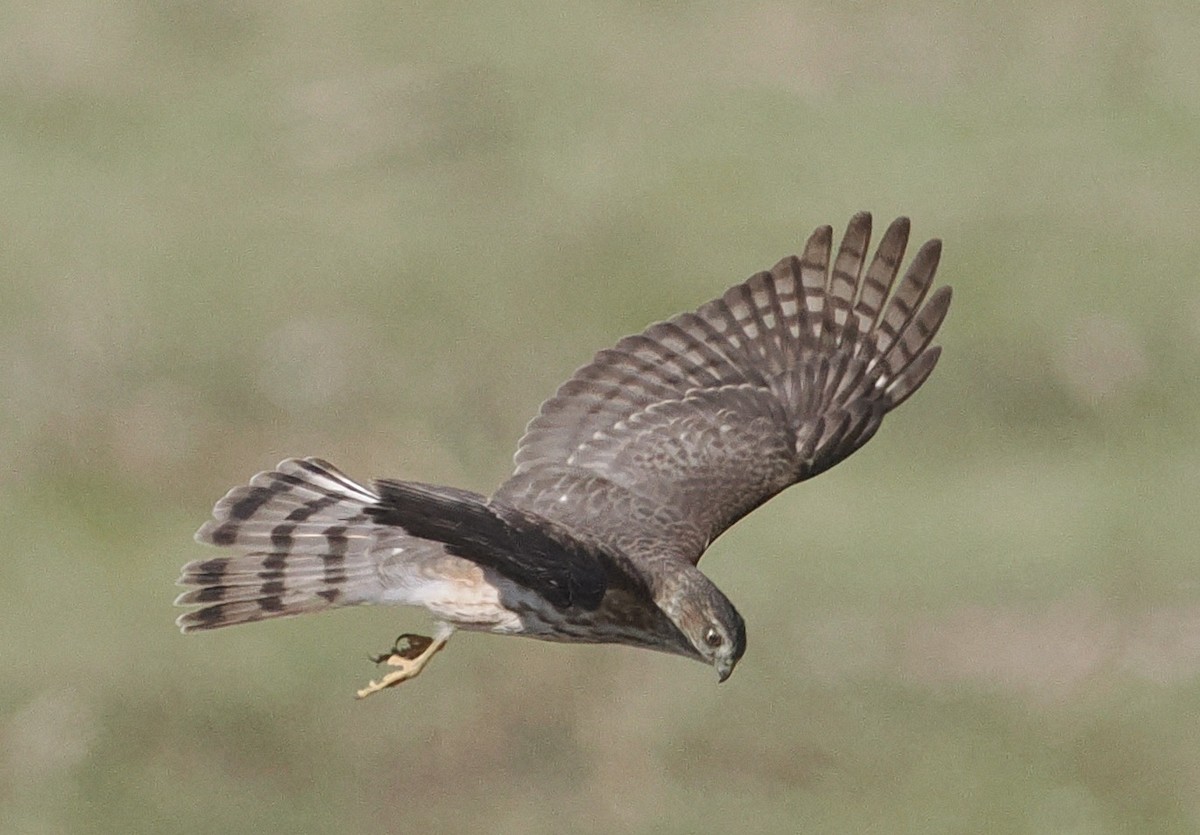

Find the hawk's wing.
xmin=494 ymin=213 xmax=951 ymax=565
xmin=366 ymin=478 xmax=646 ymax=610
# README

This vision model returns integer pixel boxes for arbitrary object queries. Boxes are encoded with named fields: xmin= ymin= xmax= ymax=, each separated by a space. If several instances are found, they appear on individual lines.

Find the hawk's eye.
xmin=704 ymin=627 xmax=723 ymax=648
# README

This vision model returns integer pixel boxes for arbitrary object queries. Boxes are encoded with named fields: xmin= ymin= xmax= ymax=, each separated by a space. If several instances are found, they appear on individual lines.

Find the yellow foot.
xmin=355 ymin=633 xmax=448 ymax=699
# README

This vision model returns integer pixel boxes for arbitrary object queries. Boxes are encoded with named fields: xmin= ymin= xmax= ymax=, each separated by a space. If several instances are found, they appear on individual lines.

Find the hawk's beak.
xmin=717 ymin=660 xmax=735 ymax=683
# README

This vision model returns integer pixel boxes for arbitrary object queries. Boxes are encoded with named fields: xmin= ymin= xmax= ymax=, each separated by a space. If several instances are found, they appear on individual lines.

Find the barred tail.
xmin=176 ymin=458 xmax=387 ymax=632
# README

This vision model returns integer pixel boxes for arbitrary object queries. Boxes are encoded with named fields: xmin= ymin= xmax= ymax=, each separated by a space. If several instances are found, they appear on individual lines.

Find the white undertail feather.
xmin=176 ymin=458 xmax=387 ymax=631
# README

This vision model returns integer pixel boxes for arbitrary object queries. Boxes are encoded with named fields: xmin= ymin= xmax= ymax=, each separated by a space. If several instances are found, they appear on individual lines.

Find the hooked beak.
xmin=716 ymin=659 xmax=735 ymax=683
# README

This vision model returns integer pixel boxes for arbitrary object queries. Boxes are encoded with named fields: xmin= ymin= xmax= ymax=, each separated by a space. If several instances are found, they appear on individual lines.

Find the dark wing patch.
xmin=367 ymin=479 xmax=619 ymax=610
xmin=497 ymin=213 xmax=951 ymax=565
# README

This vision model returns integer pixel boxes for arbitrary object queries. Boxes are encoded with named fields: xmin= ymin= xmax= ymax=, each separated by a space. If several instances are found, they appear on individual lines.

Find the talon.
xmin=368 ymin=633 xmax=433 ymax=664
xmin=394 ymin=633 xmax=433 ymax=660
xmin=355 ymin=630 xmax=449 ymax=699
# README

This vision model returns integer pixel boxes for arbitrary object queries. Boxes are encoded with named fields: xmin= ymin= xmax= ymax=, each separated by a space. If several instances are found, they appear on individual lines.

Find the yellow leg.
xmin=355 ymin=626 xmax=452 ymax=699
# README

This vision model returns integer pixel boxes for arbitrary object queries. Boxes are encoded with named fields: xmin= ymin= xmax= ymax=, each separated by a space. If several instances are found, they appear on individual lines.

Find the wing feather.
xmin=367 ymin=479 xmax=637 ymax=610
xmin=824 ymin=211 xmax=872 ymax=347
xmin=498 ymin=213 xmax=951 ymax=565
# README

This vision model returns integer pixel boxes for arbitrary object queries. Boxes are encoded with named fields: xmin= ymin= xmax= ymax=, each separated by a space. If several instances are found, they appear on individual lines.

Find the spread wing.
xmin=493 ymin=213 xmax=952 ymax=565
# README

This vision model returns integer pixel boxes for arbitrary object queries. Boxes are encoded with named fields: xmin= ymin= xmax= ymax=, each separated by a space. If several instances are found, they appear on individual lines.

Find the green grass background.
xmin=3 ymin=2 xmax=1199 ymax=832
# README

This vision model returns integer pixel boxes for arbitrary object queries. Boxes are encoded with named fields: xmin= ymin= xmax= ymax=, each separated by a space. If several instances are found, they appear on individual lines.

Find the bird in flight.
xmin=176 ymin=212 xmax=951 ymax=698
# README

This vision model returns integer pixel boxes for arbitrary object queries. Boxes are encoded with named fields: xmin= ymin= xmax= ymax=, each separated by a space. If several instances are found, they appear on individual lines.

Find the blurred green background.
xmin=3 ymin=1 xmax=1199 ymax=832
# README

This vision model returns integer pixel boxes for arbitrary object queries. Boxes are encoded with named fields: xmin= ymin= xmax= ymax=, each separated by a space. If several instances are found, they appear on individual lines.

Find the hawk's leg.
xmin=355 ymin=623 xmax=453 ymax=699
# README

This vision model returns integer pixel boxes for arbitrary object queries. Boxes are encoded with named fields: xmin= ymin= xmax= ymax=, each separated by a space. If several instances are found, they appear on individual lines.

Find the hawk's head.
xmin=659 ymin=566 xmax=747 ymax=682
xmin=699 ymin=590 xmax=747 ymax=683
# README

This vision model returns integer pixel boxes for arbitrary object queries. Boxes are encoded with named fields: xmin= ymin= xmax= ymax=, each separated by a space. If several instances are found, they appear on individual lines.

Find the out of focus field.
xmin=3 ymin=3 xmax=1199 ymax=832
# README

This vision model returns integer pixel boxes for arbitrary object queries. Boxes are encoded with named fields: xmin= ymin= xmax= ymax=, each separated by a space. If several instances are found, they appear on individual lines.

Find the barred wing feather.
xmin=497 ymin=213 xmax=951 ymax=565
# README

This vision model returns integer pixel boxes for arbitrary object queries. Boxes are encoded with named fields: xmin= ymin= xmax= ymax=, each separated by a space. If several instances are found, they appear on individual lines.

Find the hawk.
xmin=176 ymin=212 xmax=951 ymax=698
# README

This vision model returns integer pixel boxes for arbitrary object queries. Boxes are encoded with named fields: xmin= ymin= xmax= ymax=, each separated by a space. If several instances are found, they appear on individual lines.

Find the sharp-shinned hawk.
xmin=176 ymin=212 xmax=952 ymax=697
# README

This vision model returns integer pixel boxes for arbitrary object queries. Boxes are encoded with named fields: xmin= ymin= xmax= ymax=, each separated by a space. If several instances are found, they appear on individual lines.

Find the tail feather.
xmin=177 ymin=458 xmax=386 ymax=632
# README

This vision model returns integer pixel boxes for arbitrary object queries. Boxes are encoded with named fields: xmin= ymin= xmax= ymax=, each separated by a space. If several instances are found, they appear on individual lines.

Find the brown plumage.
xmin=176 ymin=212 xmax=951 ymax=694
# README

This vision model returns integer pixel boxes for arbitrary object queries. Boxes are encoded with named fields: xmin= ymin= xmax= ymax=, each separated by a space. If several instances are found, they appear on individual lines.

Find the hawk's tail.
xmin=176 ymin=458 xmax=386 ymax=632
